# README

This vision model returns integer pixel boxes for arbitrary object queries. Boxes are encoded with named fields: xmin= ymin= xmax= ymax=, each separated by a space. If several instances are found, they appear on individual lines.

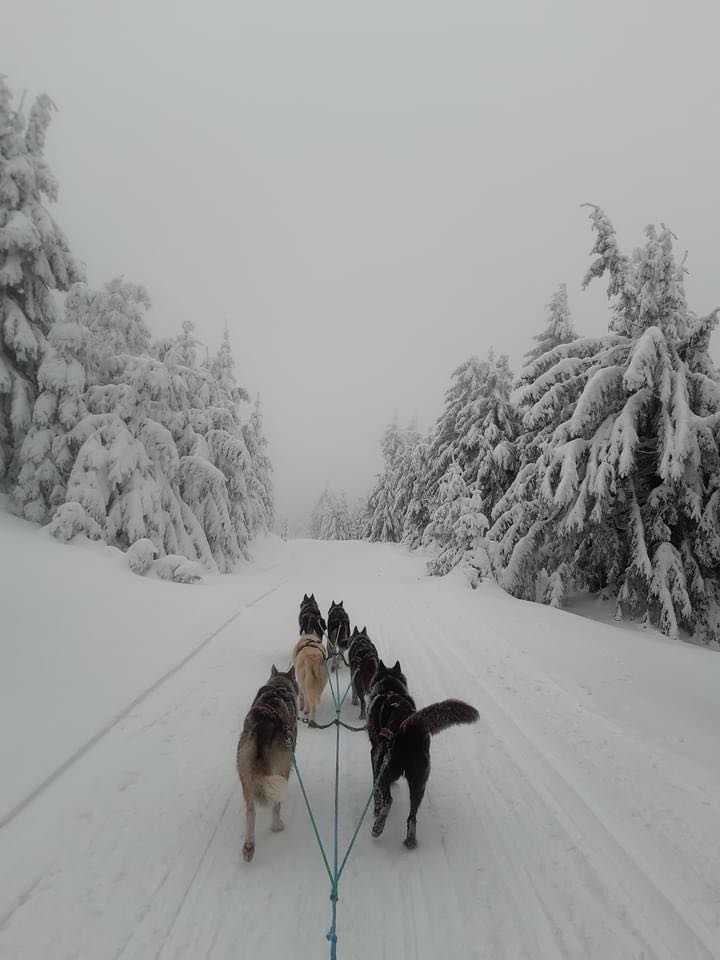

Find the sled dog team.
xmin=236 ymin=593 xmax=479 ymax=863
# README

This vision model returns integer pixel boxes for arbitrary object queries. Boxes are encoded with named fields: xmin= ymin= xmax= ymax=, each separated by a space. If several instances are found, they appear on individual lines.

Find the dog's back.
xmin=348 ymin=627 xmax=379 ymax=718
xmin=299 ymin=609 xmax=326 ymax=639
xmin=298 ymin=593 xmax=322 ymax=630
xmin=367 ymin=669 xmax=416 ymax=738
xmin=237 ymin=665 xmax=298 ymax=862
xmin=292 ymin=633 xmax=328 ymax=722
xmin=237 ymin=670 xmax=297 ymax=805
xmin=327 ymin=601 xmax=351 ymax=651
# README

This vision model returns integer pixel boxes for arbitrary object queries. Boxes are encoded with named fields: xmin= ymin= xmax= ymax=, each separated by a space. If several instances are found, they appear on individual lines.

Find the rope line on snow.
xmin=287 ymin=653 xmax=390 ymax=960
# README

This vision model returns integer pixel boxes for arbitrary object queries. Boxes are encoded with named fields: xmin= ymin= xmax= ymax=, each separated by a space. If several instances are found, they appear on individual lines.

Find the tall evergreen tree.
xmin=242 ymin=396 xmax=274 ymax=534
xmin=365 ymin=419 xmax=419 ymax=542
xmin=0 ymin=80 xmax=83 ymax=481
xmin=425 ymin=463 xmax=488 ymax=577
xmin=13 ymin=317 xmax=87 ymax=520
xmin=523 ymin=283 xmax=577 ymax=365
xmin=490 ymin=208 xmax=720 ymax=641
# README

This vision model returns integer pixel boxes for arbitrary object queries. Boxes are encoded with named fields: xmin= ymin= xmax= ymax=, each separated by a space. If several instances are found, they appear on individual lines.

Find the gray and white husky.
xmin=236 ymin=665 xmax=298 ymax=863
xmin=366 ymin=660 xmax=479 ymax=849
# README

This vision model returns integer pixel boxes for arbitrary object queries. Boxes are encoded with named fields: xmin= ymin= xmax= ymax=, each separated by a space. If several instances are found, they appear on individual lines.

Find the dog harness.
xmin=375 ymin=694 xmax=412 ymax=742
xmin=252 ymin=703 xmax=284 ymax=722
xmin=295 ymin=637 xmax=325 ymax=656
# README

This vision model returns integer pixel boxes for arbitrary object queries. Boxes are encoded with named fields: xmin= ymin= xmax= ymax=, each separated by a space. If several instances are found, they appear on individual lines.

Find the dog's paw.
xmin=271 ymin=819 xmax=285 ymax=832
xmin=242 ymin=841 xmax=255 ymax=862
xmin=403 ymin=835 xmax=417 ymax=850
xmin=371 ymin=812 xmax=388 ymax=838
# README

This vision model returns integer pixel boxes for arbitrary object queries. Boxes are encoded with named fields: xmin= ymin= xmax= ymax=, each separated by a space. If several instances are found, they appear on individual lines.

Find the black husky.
xmin=366 ymin=660 xmax=478 ymax=849
xmin=347 ymin=626 xmax=379 ymax=719
xmin=299 ymin=593 xmax=326 ymax=639
xmin=327 ymin=601 xmax=351 ymax=670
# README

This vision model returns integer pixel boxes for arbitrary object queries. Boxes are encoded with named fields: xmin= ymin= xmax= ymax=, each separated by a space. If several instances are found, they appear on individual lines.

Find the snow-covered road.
xmin=2 ymin=528 xmax=720 ymax=959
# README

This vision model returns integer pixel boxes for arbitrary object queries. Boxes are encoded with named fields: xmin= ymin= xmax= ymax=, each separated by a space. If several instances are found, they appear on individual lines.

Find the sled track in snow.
xmin=413 ymin=603 xmax=720 ymax=960
xmin=0 ymin=579 xmax=288 ymax=833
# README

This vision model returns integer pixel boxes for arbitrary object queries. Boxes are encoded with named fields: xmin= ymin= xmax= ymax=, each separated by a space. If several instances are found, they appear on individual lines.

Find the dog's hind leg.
xmin=271 ymin=801 xmax=285 ymax=832
xmin=403 ymin=772 xmax=427 ymax=849
xmin=241 ymin=786 xmax=256 ymax=862
xmin=371 ymin=745 xmax=385 ymax=818
xmin=371 ymin=759 xmax=393 ymax=838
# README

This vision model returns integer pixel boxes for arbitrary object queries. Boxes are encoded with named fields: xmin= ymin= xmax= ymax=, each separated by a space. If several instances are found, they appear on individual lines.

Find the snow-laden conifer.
xmin=0 ymin=79 xmax=83 ymax=481
xmin=425 ymin=463 xmax=489 ymax=577
xmin=523 ymin=283 xmax=577 ymax=366
xmin=13 ymin=318 xmax=87 ymax=520
xmin=490 ymin=208 xmax=720 ymax=642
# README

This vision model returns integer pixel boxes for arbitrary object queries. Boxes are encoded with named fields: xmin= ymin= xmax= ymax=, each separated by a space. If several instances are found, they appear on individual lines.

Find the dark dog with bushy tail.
xmin=327 ymin=601 xmax=351 ymax=670
xmin=236 ymin=665 xmax=298 ymax=863
xmin=366 ymin=660 xmax=478 ymax=849
xmin=299 ymin=593 xmax=326 ymax=639
xmin=348 ymin=626 xmax=379 ymax=719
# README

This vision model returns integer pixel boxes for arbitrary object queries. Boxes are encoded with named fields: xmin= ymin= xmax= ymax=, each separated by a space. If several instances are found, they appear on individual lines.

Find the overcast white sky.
xmin=3 ymin=0 xmax=720 ymax=527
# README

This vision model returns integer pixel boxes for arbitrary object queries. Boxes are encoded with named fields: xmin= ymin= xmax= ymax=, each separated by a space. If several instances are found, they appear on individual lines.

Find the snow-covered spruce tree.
xmin=82 ymin=277 xmax=151 ymax=385
xmin=119 ymin=342 xmax=247 ymax=571
xmin=422 ymin=350 xmax=519 ymax=576
xmin=53 ymin=298 xmax=259 ymax=571
xmin=309 ymin=488 xmax=350 ymax=540
xmin=423 ymin=357 xmax=488 ymax=510
xmin=319 ymin=489 xmax=353 ymax=540
xmin=13 ymin=316 xmax=88 ymax=520
xmin=401 ymin=437 xmax=431 ymax=547
xmin=0 ymin=79 xmax=83 ymax=482
xmin=151 ymin=321 xmax=266 ymax=561
xmin=515 ymin=286 xmax=579 ymax=469
xmin=310 ymin=487 xmax=329 ymax=539
xmin=425 ymin=462 xmax=489 ymax=578
xmin=523 ymin=283 xmax=577 ymax=366
xmin=471 ymin=350 xmax=521 ymax=519
xmin=242 ymin=396 xmax=274 ymax=535
xmin=489 ymin=207 xmax=720 ymax=641
xmin=13 ymin=279 xmax=151 ymax=524
xmin=365 ymin=419 xmax=419 ymax=542
xmin=349 ymin=496 xmax=369 ymax=539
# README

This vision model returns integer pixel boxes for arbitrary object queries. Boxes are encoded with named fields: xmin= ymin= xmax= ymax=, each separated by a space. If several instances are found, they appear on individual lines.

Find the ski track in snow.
xmin=0 ymin=579 xmax=287 ymax=833
xmin=1 ymin=536 xmax=720 ymax=958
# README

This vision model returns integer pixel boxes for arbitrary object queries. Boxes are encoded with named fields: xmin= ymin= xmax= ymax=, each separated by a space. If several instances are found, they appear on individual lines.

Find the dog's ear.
xmin=362 ymin=626 xmax=367 ymax=635
xmin=288 ymin=664 xmax=296 ymax=680
xmin=271 ymin=664 xmax=278 ymax=676
xmin=339 ymin=600 xmax=343 ymax=607
xmin=303 ymin=594 xmax=308 ymax=602
xmin=392 ymin=660 xmax=401 ymax=673
xmin=310 ymin=593 xmax=315 ymax=601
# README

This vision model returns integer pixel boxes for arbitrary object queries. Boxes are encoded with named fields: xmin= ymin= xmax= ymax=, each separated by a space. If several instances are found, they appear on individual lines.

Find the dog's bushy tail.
xmin=404 ymin=699 xmax=479 ymax=736
xmin=253 ymin=774 xmax=288 ymax=806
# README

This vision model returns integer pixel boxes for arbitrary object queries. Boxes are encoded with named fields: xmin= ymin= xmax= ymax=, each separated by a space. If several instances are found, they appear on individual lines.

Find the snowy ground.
xmin=1 ymin=514 xmax=720 ymax=959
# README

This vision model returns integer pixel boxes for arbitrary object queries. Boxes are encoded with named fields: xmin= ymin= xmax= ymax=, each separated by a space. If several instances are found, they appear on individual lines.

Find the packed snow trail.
xmin=1 ymin=529 xmax=720 ymax=958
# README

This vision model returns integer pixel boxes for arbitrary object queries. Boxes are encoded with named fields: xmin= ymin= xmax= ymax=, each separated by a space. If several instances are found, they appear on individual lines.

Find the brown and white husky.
xmin=236 ymin=665 xmax=298 ymax=863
